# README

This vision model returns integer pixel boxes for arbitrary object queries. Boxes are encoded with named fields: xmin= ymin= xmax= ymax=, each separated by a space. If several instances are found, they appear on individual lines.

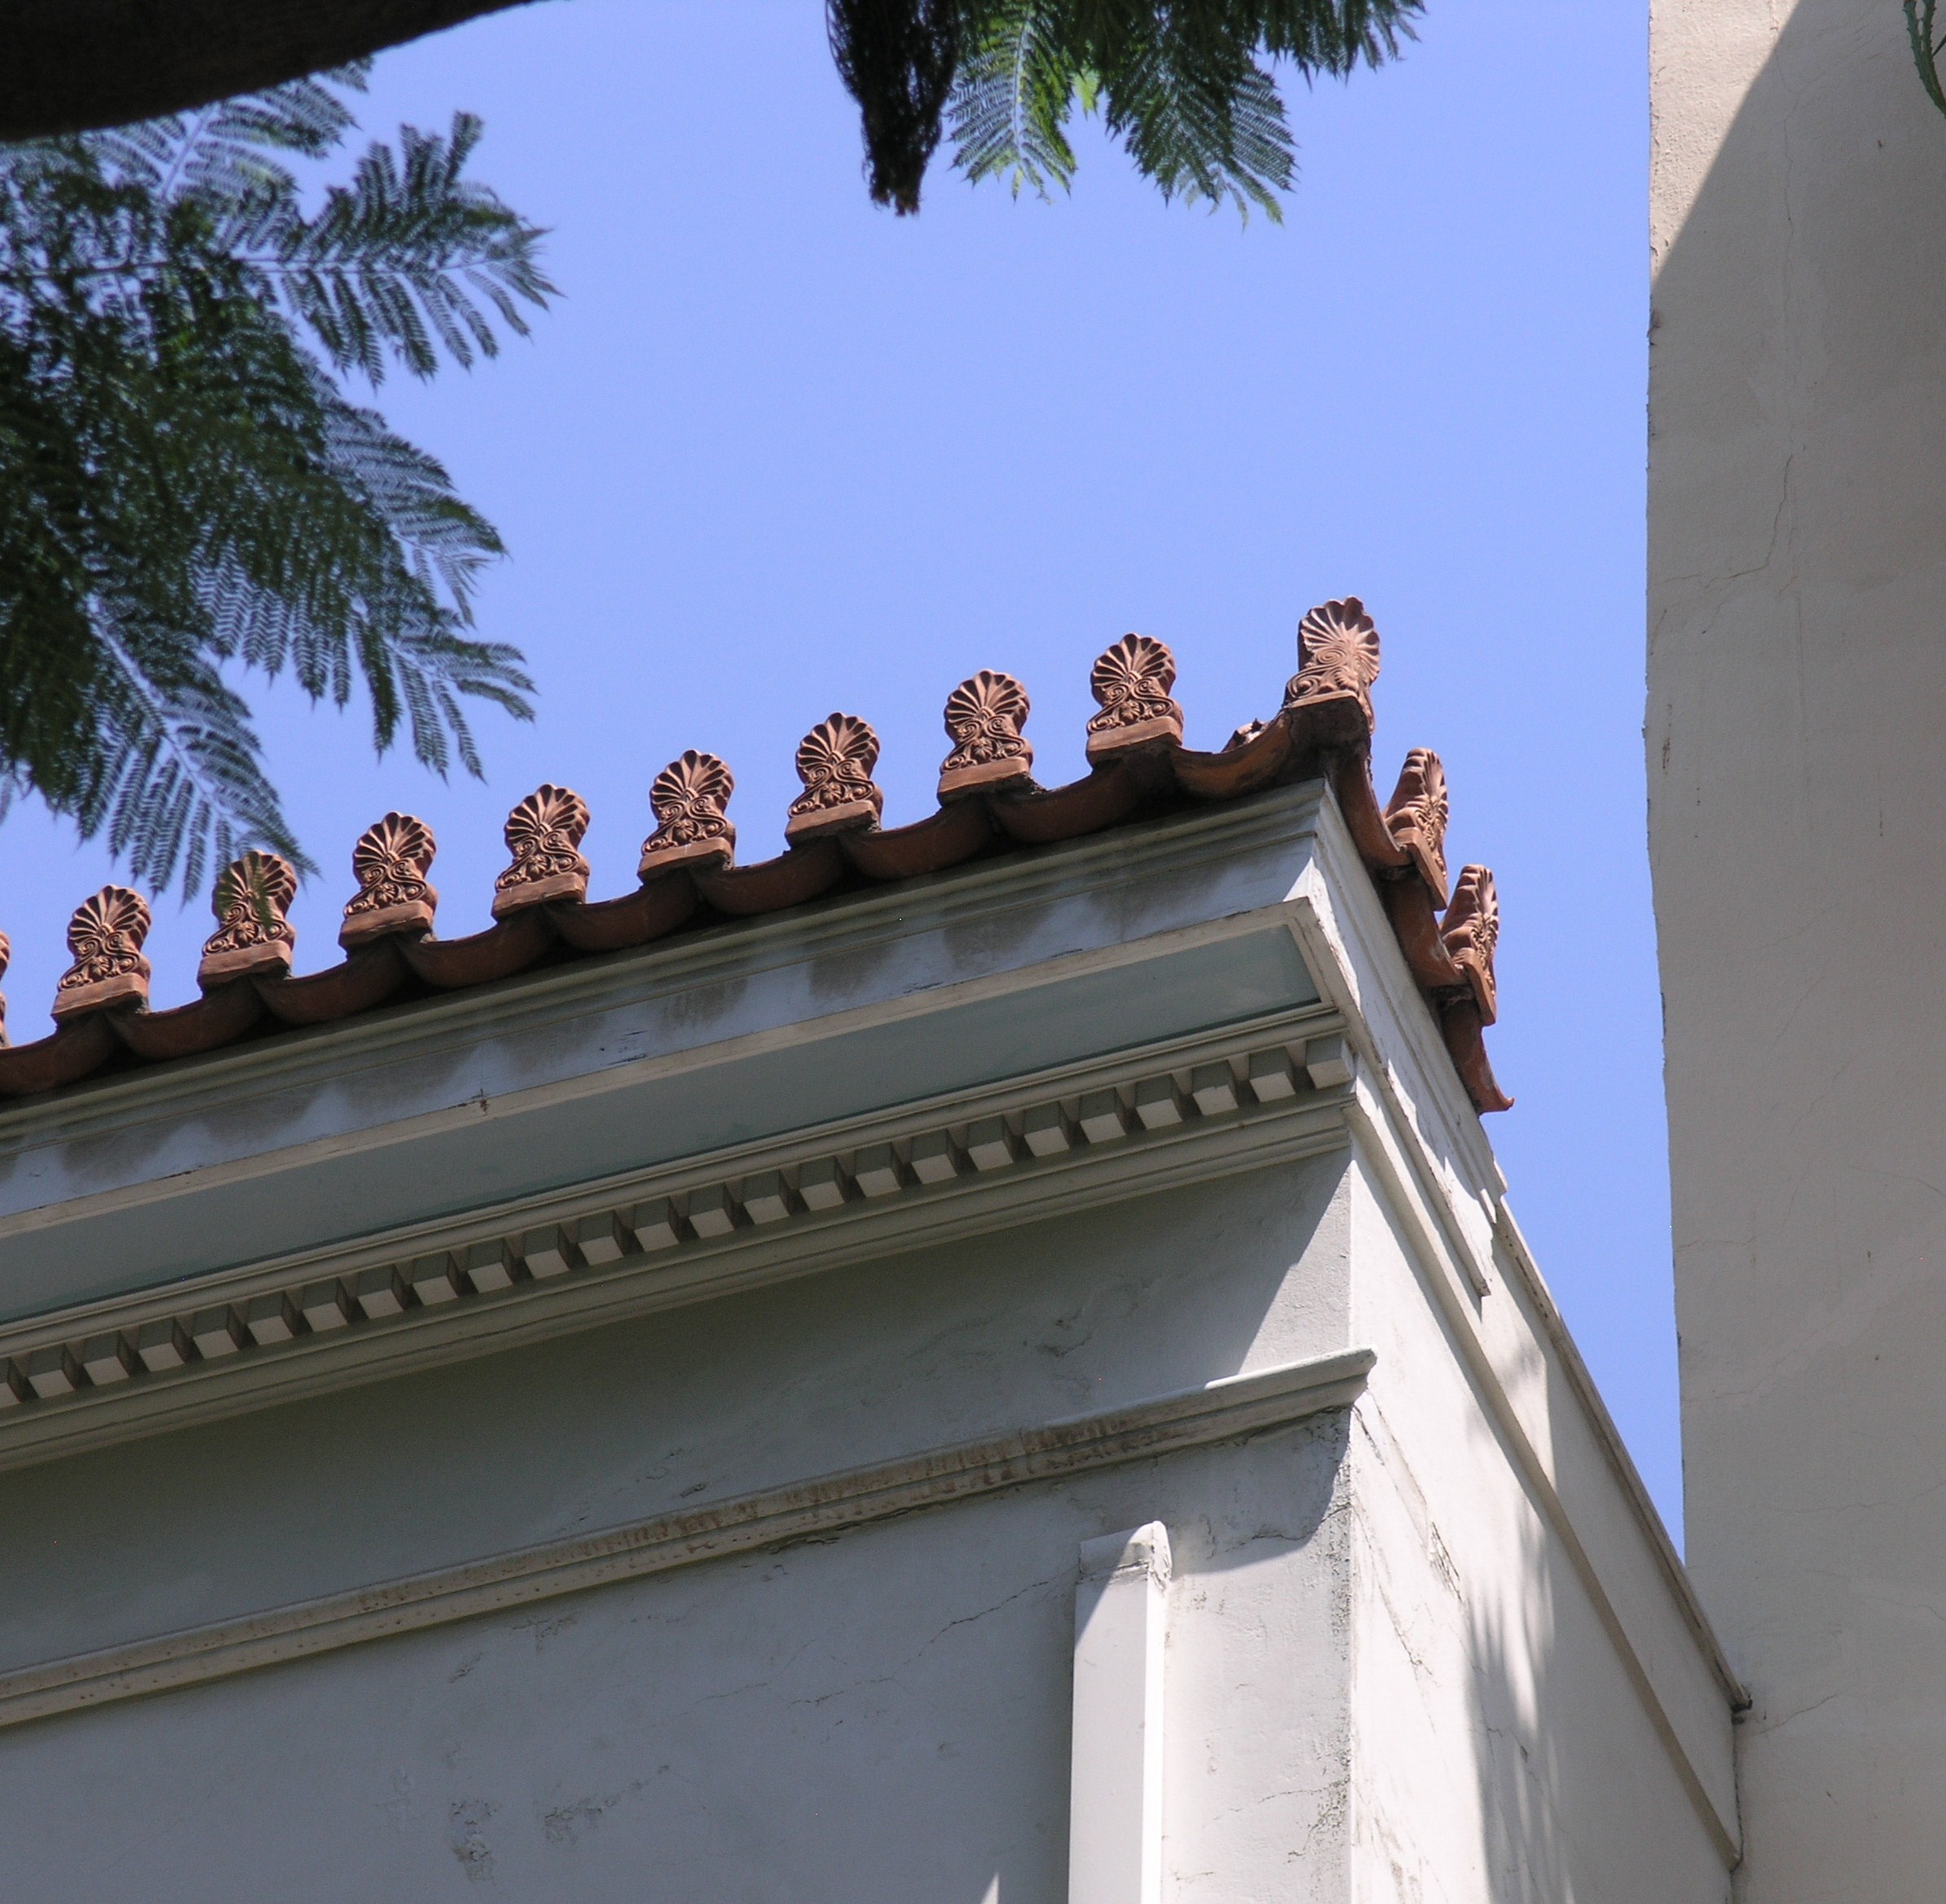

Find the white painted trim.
xmin=0 ymin=1348 xmax=1373 ymax=1734
xmin=1343 ymin=1087 xmax=1741 ymax=1868
xmin=0 ymin=788 xmax=1330 ymax=1157
xmin=1488 ymin=1192 xmax=1746 ymax=1699
xmin=1287 ymin=786 xmax=1504 ymax=1197
xmin=1068 ymin=1523 xmax=1171 ymax=1904
xmin=0 ymin=1007 xmax=1350 ymax=1473
xmin=0 ymin=906 xmax=1320 ymax=1250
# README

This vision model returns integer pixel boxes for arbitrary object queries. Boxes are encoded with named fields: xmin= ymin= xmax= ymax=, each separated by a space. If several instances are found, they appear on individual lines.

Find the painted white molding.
xmin=0 ymin=1348 xmax=1373 ymax=1734
xmin=1345 ymin=1078 xmax=1743 ymax=1870
xmin=1068 ymin=1522 xmax=1171 ymax=1904
xmin=0 ymin=1007 xmax=1350 ymax=1473
xmin=0 ymin=790 xmax=1330 ymax=1168
xmin=1267 ymin=797 xmax=1747 ymax=1866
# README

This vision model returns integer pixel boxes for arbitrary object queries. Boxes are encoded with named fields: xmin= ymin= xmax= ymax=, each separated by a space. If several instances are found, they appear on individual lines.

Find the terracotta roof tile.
xmin=0 ymin=602 xmax=1511 ymax=1113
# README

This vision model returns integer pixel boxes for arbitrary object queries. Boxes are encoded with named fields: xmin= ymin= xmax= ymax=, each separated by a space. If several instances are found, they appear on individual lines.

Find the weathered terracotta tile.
xmin=52 ymin=887 xmax=151 ymax=1019
xmin=399 ymin=909 xmax=554 ymax=988
xmin=253 ymin=943 xmax=408 ymax=1025
xmin=549 ymin=877 xmax=700 ymax=952
xmin=1170 ymin=718 xmax=1293 ymax=800
xmin=691 ymin=838 xmax=846 ymax=915
xmin=1440 ymin=994 xmax=1512 ymax=1113
xmin=840 ymin=799 xmax=993 ymax=879
xmin=199 ymin=851 xmax=298 ymax=986
xmin=0 ymin=1016 xmax=118 ymax=1093
xmin=988 ymin=765 xmax=1143 ymax=844
xmin=112 ymin=985 xmax=264 ymax=1060
xmin=492 ymin=785 xmax=591 ymax=918
xmin=339 ymin=813 xmax=438 ymax=948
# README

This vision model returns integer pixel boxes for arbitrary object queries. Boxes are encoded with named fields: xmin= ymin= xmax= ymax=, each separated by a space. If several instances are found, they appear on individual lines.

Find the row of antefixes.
xmin=0 ymin=600 xmax=1510 ymax=1110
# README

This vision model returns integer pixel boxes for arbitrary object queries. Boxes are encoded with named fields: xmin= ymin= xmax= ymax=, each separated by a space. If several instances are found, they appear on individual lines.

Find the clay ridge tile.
xmin=0 ymin=605 xmax=1510 ymax=1113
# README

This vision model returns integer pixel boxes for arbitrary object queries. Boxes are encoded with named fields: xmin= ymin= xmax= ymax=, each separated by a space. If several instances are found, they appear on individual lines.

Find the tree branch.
xmin=0 ymin=0 xmax=546 ymax=139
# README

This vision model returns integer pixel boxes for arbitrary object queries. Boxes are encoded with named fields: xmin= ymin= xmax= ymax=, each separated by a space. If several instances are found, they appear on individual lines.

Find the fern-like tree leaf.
xmin=850 ymin=0 xmax=1422 ymax=217
xmin=0 ymin=65 xmax=548 ymax=899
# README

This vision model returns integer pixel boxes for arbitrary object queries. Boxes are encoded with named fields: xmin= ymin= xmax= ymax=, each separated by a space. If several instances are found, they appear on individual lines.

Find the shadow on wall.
xmin=1462 ymin=1398 xmax=1728 ymax=1902
xmin=1650 ymin=4 xmax=1946 ymax=1895
xmin=1468 ymin=1509 xmax=1573 ymax=1904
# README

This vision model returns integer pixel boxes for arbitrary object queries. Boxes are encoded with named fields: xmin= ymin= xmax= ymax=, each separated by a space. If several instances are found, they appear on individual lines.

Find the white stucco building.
xmin=0 ymin=616 xmax=1737 ymax=1897
xmin=2 ymin=2 xmax=1932 ymax=1885
xmin=1651 ymin=3 xmax=1946 ymax=1897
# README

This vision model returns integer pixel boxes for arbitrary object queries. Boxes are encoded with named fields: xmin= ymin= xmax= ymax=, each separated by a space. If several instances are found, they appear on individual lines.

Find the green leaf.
xmin=0 ymin=64 xmax=548 ymax=897
xmin=942 ymin=0 xmax=1421 ymax=218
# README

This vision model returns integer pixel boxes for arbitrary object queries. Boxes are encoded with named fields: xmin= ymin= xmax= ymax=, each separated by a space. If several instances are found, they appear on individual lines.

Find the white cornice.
xmin=0 ymin=787 xmax=1329 ymax=1157
xmin=0 ymin=1001 xmax=1350 ymax=1472
xmin=0 ymin=904 xmax=1317 ymax=1252
xmin=0 ymin=1347 xmax=1376 ymax=1734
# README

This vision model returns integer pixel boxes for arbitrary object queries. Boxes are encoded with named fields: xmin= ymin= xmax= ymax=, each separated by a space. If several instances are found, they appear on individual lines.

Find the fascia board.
xmin=0 ymin=786 xmax=1338 ymax=1324
xmin=1280 ymin=793 xmax=1746 ymax=1858
xmin=0 ymin=1347 xmax=1376 ymax=1734
xmin=1281 ymin=782 xmax=1504 ymax=1209
xmin=0 ymin=1006 xmax=1353 ymax=1473
xmin=0 ymin=785 xmax=1330 ymax=1164
xmin=0 ymin=906 xmax=1323 ymax=1324
xmin=1298 ymin=796 xmax=1749 ymax=1706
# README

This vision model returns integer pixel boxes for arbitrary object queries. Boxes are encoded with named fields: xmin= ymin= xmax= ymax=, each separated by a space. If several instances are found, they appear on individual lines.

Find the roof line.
xmin=0 ymin=602 xmax=1510 ymax=1114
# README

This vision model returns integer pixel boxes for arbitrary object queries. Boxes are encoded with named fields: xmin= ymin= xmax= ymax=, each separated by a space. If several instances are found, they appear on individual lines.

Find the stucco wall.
xmin=0 ymin=1161 xmax=1349 ymax=1673
xmin=0 ymin=1139 xmax=1733 ymax=1900
xmin=0 ymin=776 xmax=1737 ymax=1896
xmin=0 ymin=1426 xmax=1354 ymax=1902
xmin=0 ymin=1159 xmax=1357 ymax=1898
xmin=1346 ymin=1161 xmax=1730 ymax=1904
xmin=1649 ymin=2 xmax=1946 ymax=1894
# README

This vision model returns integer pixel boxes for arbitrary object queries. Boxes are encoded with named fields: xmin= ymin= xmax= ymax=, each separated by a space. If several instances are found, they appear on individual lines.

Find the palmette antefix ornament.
xmin=52 ymin=885 xmax=152 ymax=1018
xmin=785 ymin=713 xmax=883 ymax=844
xmin=1085 ymin=634 xmax=1182 ymax=762
xmin=638 ymin=751 xmax=736 ymax=876
xmin=492 ymin=785 xmax=591 ymax=917
xmin=1384 ymin=748 xmax=1451 ymax=906
xmin=340 ymin=813 xmax=438 ymax=948
xmin=1283 ymin=597 xmax=1381 ymax=729
xmin=199 ymin=850 xmax=298 ymax=985
xmin=938 ymin=670 xmax=1032 ymax=800
xmin=1441 ymin=864 xmax=1501 ymax=1025
xmin=0 ymin=611 xmax=1512 ymax=1117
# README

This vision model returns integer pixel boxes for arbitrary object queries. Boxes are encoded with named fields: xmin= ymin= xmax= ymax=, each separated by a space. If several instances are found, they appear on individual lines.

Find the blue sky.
xmin=0 ymin=3 xmax=1675 ymax=1524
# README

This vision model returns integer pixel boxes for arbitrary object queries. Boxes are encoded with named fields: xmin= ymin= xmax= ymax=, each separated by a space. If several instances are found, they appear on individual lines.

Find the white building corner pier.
xmin=0 ymin=617 xmax=1738 ymax=1897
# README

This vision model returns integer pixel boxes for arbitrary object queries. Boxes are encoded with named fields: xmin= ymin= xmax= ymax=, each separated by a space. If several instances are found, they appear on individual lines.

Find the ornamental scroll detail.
xmin=340 ymin=813 xmax=438 ymax=948
xmin=1441 ymin=864 xmax=1500 ymax=1024
xmin=1384 ymin=748 xmax=1451 ymax=905
xmin=939 ymin=670 xmax=1032 ymax=800
xmin=1086 ymin=634 xmax=1182 ymax=762
xmin=1283 ymin=597 xmax=1381 ymax=728
xmin=786 ymin=714 xmax=883 ymax=844
xmin=639 ymin=751 xmax=736 ymax=877
xmin=200 ymin=850 xmax=298 ymax=985
xmin=53 ymin=885 xmax=152 ymax=1018
xmin=493 ymin=785 xmax=592 ymax=917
